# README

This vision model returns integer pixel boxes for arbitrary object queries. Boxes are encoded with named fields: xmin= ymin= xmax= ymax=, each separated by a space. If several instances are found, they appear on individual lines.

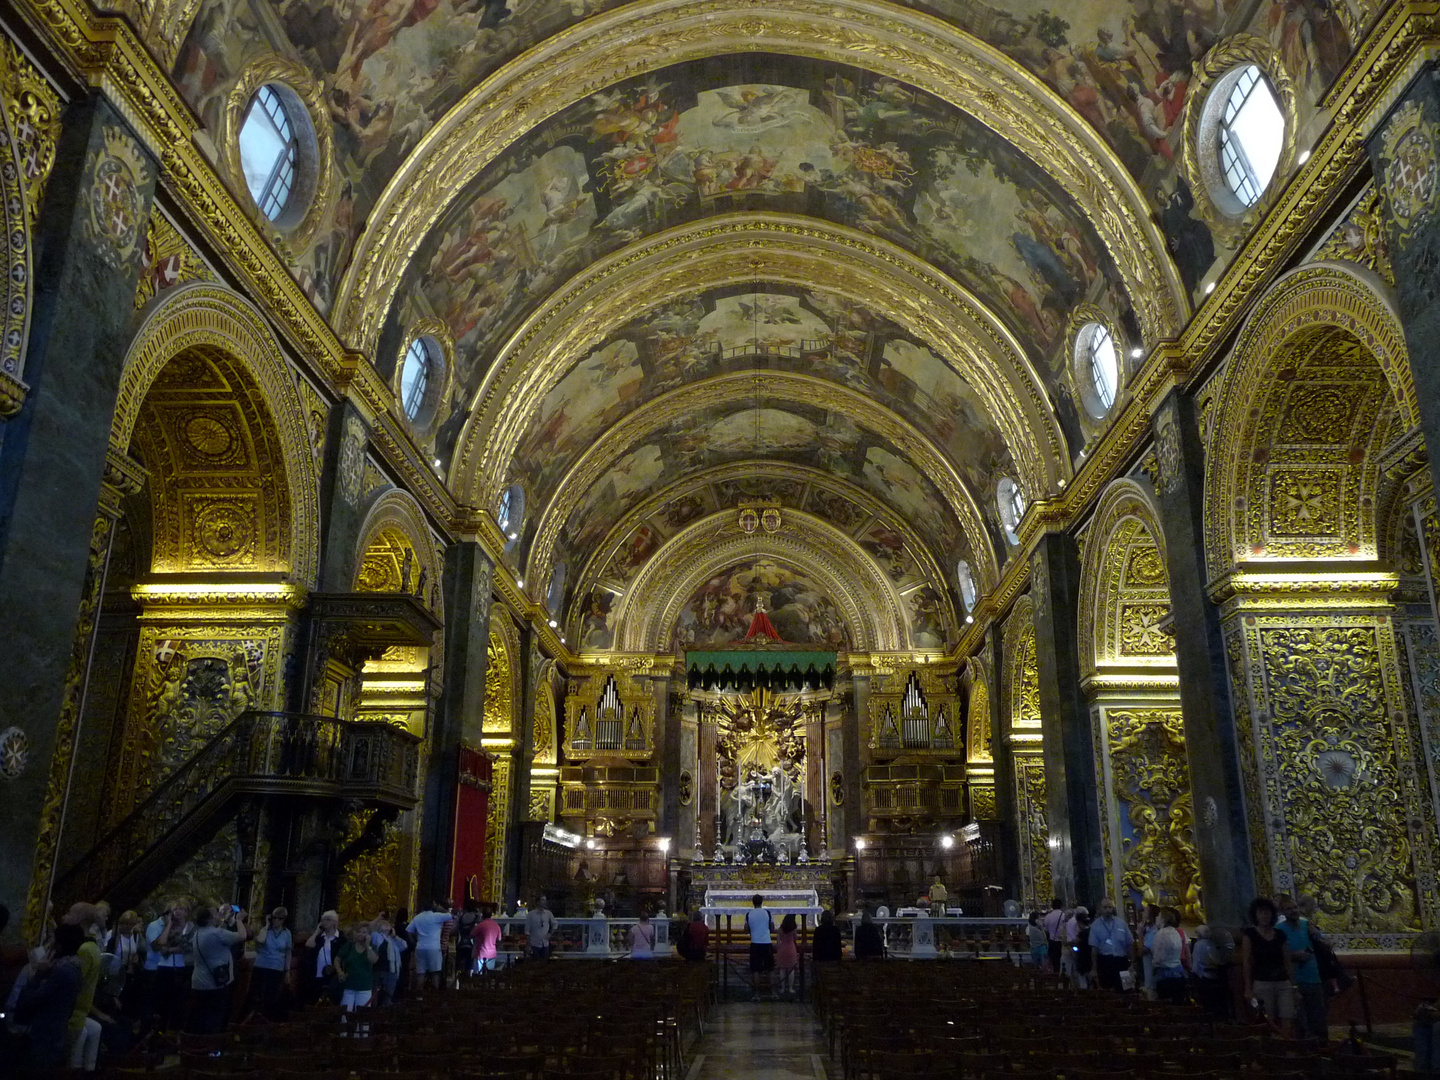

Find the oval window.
xmin=1218 ymin=64 xmax=1284 ymax=208
xmin=997 ymin=477 xmax=1026 ymax=546
xmin=498 ymin=484 xmax=526 ymax=543
xmin=400 ymin=336 xmax=437 ymax=422
xmin=1075 ymin=322 xmax=1120 ymax=418
xmin=547 ymin=564 xmax=566 ymax=615
xmin=956 ymin=560 xmax=977 ymax=611
xmin=238 ymin=84 xmax=304 ymax=223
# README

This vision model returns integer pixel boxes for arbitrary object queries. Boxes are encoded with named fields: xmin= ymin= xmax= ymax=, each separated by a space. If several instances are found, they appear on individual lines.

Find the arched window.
xmin=400 ymin=337 xmax=435 ymax=421
xmin=238 ymin=85 xmax=300 ymax=222
xmin=997 ymin=477 xmax=1026 ymax=546
xmin=1076 ymin=322 xmax=1119 ymax=417
xmin=1218 ymin=65 xmax=1284 ymax=208
xmin=956 ymin=560 xmax=977 ymax=612
xmin=498 ymin=484 xmax=525 ymax=542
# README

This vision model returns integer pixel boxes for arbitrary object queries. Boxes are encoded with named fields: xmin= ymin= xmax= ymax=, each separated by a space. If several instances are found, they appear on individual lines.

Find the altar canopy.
xmin=685 ymin=608 xmax=838 ymax=693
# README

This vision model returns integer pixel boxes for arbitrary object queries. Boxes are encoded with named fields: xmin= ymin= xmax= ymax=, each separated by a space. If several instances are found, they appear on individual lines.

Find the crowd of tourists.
xmin=0 ymin=885 xmax=1355 ymax=1072
xmin=0 ymin=894 xmax=563 ymax=1073
xmin=1024 ymin=891 xmax=1346 ymax=1037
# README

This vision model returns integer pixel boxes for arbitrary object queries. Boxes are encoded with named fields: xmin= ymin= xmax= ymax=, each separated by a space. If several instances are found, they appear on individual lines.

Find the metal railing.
xmin=55 ymin=711 xmax=419 ymax=906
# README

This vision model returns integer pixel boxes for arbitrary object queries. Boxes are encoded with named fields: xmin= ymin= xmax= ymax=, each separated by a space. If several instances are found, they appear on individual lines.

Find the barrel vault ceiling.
xmin=171 ymin=0 xmax=1354 ymax=651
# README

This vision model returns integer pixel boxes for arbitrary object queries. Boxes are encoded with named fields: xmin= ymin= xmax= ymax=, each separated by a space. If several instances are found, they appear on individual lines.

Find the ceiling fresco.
xmin=549 ymin=397 xmax=974 ymax=609
xmin=394 ymin=56 xmax=1134 ymax=446
xmin=671 ymin=557 xmax=850 ymax=650
xmin=176 ymin=0 xmax=1353 ymax=316
xmin=504 ymin=286 xmax=1021 ymax=521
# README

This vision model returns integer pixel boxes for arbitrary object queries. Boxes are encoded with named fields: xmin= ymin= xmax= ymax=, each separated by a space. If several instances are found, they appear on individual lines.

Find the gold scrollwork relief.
xmin=1103 ymin=709 xmax=1200 ymax=919
xmin=1230 ymin=614 xmax=1435 ymax=933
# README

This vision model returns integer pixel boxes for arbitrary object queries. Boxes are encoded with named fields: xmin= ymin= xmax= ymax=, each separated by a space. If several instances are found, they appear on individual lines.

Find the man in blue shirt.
xmin=1087 ymin=897 xmax=1134 ymax=991
xmin=1279 ymin=894 xmax=1328 ymax=1039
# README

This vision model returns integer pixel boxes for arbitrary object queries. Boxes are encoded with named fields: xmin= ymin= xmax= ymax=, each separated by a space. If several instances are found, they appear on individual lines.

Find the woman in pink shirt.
xmin=470 ymin=907 xmax=502 ymax=974
xmin=775 ymin=914 xmax=799 ymax=1000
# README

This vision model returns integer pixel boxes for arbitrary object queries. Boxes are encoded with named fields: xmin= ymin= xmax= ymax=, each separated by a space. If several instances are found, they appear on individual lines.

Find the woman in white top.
xmin=628 ymin=913 xmax=656 ymax=959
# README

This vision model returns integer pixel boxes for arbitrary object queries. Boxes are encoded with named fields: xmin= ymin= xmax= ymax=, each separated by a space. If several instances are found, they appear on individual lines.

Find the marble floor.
xmin=685 ymin=1000 xmax=831 ymax=1080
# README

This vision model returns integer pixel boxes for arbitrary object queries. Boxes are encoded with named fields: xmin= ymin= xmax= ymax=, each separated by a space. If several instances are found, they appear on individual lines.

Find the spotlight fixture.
xmin=1205 ymin=282 xmax=1216 ymax=295
xmin=508 ymin=532 xmax=518 ymax=540
xmin=1130 ymin=347 xmax=1143 ymax=359
xmin=658 ymin=837 xmax=671 ymax=854
xmin=433 ymin=458 xmax=442 ymax=468
xmin=549 ymin=619 xmax=557 ymax=627
xmin=854 ymin=837 xmax=867 ymax=852
xmin=1298 ymin=149 xmax=1310 ymax=165
xmin=584 ymin=838 xmax=596 ymax=850
xmin=965 ymin=615 xmax=974 ymax=624
xmin=940 ymin=834 xmax=955 ymax=850
xmin=516 ymin=578 xmax=524 ymax=588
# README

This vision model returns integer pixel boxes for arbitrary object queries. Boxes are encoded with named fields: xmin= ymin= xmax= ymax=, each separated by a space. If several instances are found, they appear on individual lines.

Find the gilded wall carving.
xmin=483 ymin=626 xmax=515 ymax=739
xmin=484 ymin=755 xmax=511 ymax=905
xmin=1314 ymin=186 xmax=1394 ymax=286
xmin=338 ymin=808 xmax=406 ymax=921
xmin=1102 ymin=709 xmax=1200 ymax=918
xmin=966 ymin=676 xmax=991 ymax=763
xmin=1230 ymin=614 xmax=1436 ymax=938
xmin=137 ymin=819 xmax=238 ymax=919
xmin=0 ymin=36 xmax=58 ymax=410
xmin=1014 ymin=756 xmax=1051 ymax=910
xmin=114 ymin=625 xmax=286 ymax=816
xmin=1205 ymin=266 xmax=1414 ymax=580
xmin=532 ymin=677 xmax=557 ymax=767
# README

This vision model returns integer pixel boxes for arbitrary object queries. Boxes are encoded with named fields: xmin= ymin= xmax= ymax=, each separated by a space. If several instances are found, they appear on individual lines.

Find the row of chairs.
xmin=813 ymin=963 xmax=1400 ymax=1080
xmin=73 ymin=961 xmax=712 ymax=1080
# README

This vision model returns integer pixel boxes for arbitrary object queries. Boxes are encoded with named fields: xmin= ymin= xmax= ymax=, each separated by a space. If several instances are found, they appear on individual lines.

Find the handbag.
xmin=1312 ymin=934 xmax=1352 ymax=994
xmin=197 ymin=937 xmax=232 ymax=989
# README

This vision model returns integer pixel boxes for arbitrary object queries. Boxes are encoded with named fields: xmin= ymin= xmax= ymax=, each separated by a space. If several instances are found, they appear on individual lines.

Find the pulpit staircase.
xmin=52 ymin=710 xmax=420 ymax=910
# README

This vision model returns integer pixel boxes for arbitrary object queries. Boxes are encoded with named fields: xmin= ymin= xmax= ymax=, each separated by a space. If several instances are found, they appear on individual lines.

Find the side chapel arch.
xmin=113 ymin=284 xmax=322 ymax=584
xmin=1203 ymin=264 xmax=1414 ymax=582
xmin=1077 ymin=479 xmax=1198 ymax=918
xmin=353 ymin=488 xmax=444 ymax=612
xmin=1205 ymin=265 xmax=1438 ymax=938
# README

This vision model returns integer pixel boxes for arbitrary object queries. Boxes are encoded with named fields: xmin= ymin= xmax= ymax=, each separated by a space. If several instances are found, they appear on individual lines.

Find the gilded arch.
xmin=567 ymin=460 xmax=964 ymax=637
xmin=113 ymin=284 xmax=321 ymax=584
xmin=455 ymin=216 xmax=1068 ymax=507
xmin=525 ymin=369 xmax=996 ymax=599
xmin=332 ymin=0 xmax=1185 ymax=354
xmin=616 ymin=511 xmax=909 ymax=653
xmin=353 ymin=489 xmax=444 ymax=615
xmin=1204 ymin=264 xmax=1413 ymax=581
xmin=1077 ymin=479 xmax=1174 ymax=681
